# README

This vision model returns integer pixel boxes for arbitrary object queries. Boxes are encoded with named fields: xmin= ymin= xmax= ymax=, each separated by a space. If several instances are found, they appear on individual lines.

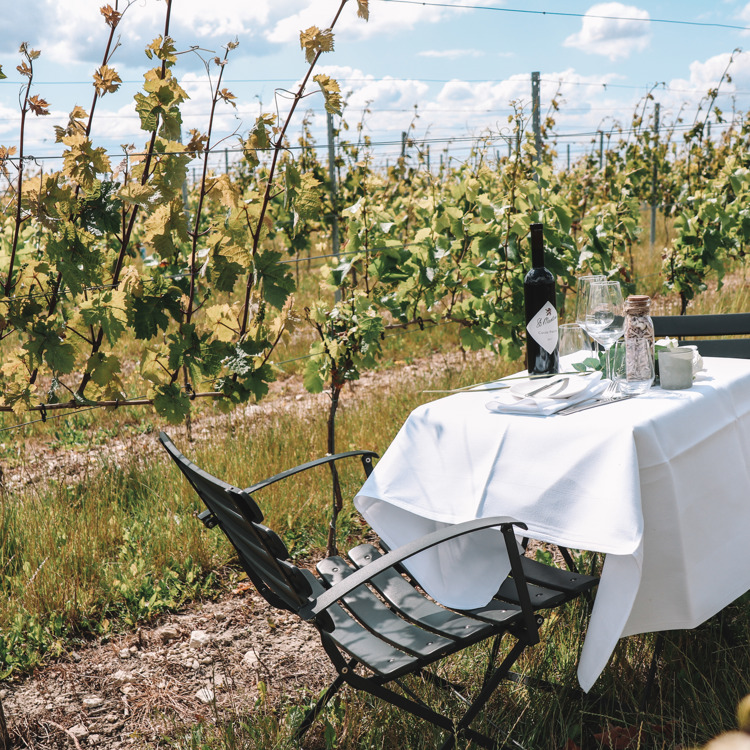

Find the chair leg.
xmin=294 ymin=671 xmax=347 ymax=741
xmin=439 ymin=638 xmax=529 ymax=750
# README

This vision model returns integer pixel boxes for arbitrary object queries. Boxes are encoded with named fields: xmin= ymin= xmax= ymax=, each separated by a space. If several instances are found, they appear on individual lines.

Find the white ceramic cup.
xmin=659 ymin=347 xmax=694 ymax=390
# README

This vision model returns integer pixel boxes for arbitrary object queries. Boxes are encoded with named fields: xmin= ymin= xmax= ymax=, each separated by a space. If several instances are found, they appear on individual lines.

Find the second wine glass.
xmin=584 ymin=280 xmax=624 ymax=381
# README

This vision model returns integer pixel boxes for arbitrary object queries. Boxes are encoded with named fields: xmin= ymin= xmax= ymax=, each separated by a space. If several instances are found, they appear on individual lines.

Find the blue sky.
xmin=1 ymin=0 xmax=750 ymax=171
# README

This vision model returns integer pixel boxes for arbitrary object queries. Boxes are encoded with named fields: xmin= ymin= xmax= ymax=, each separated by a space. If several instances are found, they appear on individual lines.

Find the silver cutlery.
xmin=528 ymin=377 xmax=569 ymax=397
xmin=557 ymin=382 xmax=632 ymax=415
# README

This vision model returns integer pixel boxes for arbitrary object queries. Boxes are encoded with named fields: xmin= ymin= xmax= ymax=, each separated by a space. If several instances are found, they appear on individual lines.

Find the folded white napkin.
xmin=485 ymin=372 xmax=607 ymax=415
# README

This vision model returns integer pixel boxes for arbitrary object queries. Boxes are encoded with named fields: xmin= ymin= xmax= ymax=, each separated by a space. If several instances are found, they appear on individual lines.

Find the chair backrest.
xmin=159 ymin=432 xmax=314 ymax=615
xmin=652 ymin=313 xmax=750 ymax=359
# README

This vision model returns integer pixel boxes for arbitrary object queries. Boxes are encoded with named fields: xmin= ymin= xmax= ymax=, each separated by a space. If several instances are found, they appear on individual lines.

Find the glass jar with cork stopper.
xmin=620 ymin=294 xmax=655 ymax=394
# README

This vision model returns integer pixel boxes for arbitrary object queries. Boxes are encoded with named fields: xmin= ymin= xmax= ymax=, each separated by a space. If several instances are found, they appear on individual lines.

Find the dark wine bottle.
xmin=523 ymin=223 xmax=559 ymax=375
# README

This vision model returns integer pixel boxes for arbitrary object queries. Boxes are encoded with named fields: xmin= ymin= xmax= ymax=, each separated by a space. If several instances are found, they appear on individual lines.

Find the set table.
xmin=354 ymin=357 xmax=750 ymax=691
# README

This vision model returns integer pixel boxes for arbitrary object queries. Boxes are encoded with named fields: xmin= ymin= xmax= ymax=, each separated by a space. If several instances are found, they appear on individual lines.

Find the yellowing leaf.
xmin=118 ymin=182 xmax=158 ymax=207
xmin=357 ymin=0 xmax=370 ymax=20
xmin=62 ymin=133 xmax=112 ymax=189
xmin=205 ymin=304 xmax=239 ymax=342
xmin=120 ymin=266 xmax=144 ymax=298
xmin=28 ymin=95 xmax=50 ymax=116
xmin=100 ymin=4 xmax=122 ymax=28
xmin=141 ymin=348 xmax=170 ymax=385
xmin=146 ymin=35 xmax=178 ymax=65
xmin=299 ymin=26 xmax=334 ymax=64
xmin=210 ymin=174 xmax=241 ymax=211
xmin=313 ymin=74 xmax=342 ymax=115
xmin=93 ymin=64 xmax=122 ymax=96
xmin=87 ymin=352 xmax=122 ymax=387
xmin=219 ymin=88 xmax=237 ymax=107
xmin=293 ymin=172 xmax=323 ymax=220
xmin=142 ymin=200 xmax=189 ymax=259
xmin=185 ymin=128 xmax=208 ymax=154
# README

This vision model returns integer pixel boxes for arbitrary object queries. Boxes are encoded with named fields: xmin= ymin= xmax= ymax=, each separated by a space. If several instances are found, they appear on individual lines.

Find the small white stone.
xmin=111 ymin=670 xmax=134 ymax=687
xmin=157 ymin=626 xmax=180 ymax=643
xmin=194 ymin=687 xmax=214 ymax=705
xmin=241 ymin=650 xmax=259 ymax=668
xmin=69 ymin=724 xmax=90 ymax=740
xmin=118 ymin=649 xmax=130 ymax=659
xmin=82 ymin=696 xmax=104 ymax=708
xmin=189 ymin=630 xmax=211 ymax=649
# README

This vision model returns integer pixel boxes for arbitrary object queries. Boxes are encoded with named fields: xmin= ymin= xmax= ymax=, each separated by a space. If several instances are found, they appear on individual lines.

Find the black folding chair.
xmin=159 ymin=432 xmax=597 ymax=749
xmin=652 ymin=312 xmax=750 ymax=358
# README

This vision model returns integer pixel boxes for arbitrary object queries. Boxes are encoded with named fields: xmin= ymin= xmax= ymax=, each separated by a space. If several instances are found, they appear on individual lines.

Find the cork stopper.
xmin=625 ymin=295 xmax=651 ymax=315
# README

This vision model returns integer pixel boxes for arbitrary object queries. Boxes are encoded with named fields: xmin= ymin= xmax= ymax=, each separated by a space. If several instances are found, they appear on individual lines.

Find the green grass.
xmin=0 ymin=263 xmax=748 ymax=746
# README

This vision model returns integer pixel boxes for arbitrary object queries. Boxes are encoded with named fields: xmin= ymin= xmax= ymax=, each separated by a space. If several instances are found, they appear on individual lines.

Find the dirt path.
xmin=0 ymin=348 xmax=493 ymax=748
xmin=2 ymin=587 xmax=335 ymax=749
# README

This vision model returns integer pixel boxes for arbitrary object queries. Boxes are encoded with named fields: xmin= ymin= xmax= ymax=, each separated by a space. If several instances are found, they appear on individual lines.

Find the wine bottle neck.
xmin=530 ymin=224 xmax=544 ymax=268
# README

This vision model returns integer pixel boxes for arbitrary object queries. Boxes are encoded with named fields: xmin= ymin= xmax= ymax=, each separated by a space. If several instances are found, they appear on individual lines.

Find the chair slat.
xmin=299 ymin=570 xmax=419 ymax=678
xmin=653 ymin=313 xmax=750 ymax=338
xmin=317 ymin=557 xmax=455 ymax=658
xmin=347 ymin=543 xmax=499 ymax=639
xmin=653 ymin=313 xmax=750 ymax=360
xmin=516 ymin=556 xmax=598 ymax=597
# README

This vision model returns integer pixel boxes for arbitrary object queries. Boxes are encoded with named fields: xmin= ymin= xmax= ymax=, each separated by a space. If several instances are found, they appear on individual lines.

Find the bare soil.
xmin=0 ymin=348 xmax=494 ymax=749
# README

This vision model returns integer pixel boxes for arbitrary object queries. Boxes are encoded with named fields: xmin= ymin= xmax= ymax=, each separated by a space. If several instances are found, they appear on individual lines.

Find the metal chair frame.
xmin=652 ymin=312 xmax=750 ymax=358
xmin=159 ymin=432 xmax=597 ymax=749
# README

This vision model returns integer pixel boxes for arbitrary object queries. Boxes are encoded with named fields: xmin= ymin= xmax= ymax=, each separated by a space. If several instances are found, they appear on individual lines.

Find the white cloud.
xmin=564 ymin=2 xmax=651 ymax=61
xmin=418 ymin=49 xmax=485 ymax=60
xmin=658 ymin=50 xmax=750 ymax=124
xmin=266 ymin=0 xmax=496 ymax=44
xmin=738 ymin=3 xmax=750 ymax=35
xmin=317 ymin=65 xmax=430 ymax=110
xmin=1 ymin=0 xmax=276 ymax=67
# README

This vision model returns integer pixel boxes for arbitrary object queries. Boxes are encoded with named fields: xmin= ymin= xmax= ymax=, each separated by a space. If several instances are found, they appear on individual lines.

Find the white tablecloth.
xmin=354 ymin=357 xmax=750 ymax=691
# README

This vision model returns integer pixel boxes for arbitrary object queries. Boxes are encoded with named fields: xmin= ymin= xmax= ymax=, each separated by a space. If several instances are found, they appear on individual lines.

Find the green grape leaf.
xmin=152 ymin=383 xmax=191 ymax=424
xmin=43 ymin=340 xmax=77 ymax=375
xmin=256 ymin=250 xmax=295 ymax=309
xmin=303 ymin=356 xmax=325 ymax=394
xmin=87 ymin=352 xmax=122 ymax=387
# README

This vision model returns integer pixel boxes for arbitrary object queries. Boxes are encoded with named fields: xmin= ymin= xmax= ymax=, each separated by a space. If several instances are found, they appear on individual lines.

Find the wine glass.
xmin=584 ymin=280 xmax=624 ymax=381
xmin=558 ymin=323 xmax=594 ymax=367
xmin=575 ymin=275 xmax=607 ymax=332
xmin=575 ymin=275 xmax=606 ymax=354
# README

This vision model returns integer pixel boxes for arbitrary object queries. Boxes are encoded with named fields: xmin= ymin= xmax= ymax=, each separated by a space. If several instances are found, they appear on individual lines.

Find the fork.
xmin=599 ymin=381 xmax=620 ymax=400
xmin=557 ymin=380 xmax=627 ymax=416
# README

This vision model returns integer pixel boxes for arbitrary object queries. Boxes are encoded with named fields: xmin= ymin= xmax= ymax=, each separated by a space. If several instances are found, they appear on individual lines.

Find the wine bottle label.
xmin=526 ymin=303 xmax=558 ymax=354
